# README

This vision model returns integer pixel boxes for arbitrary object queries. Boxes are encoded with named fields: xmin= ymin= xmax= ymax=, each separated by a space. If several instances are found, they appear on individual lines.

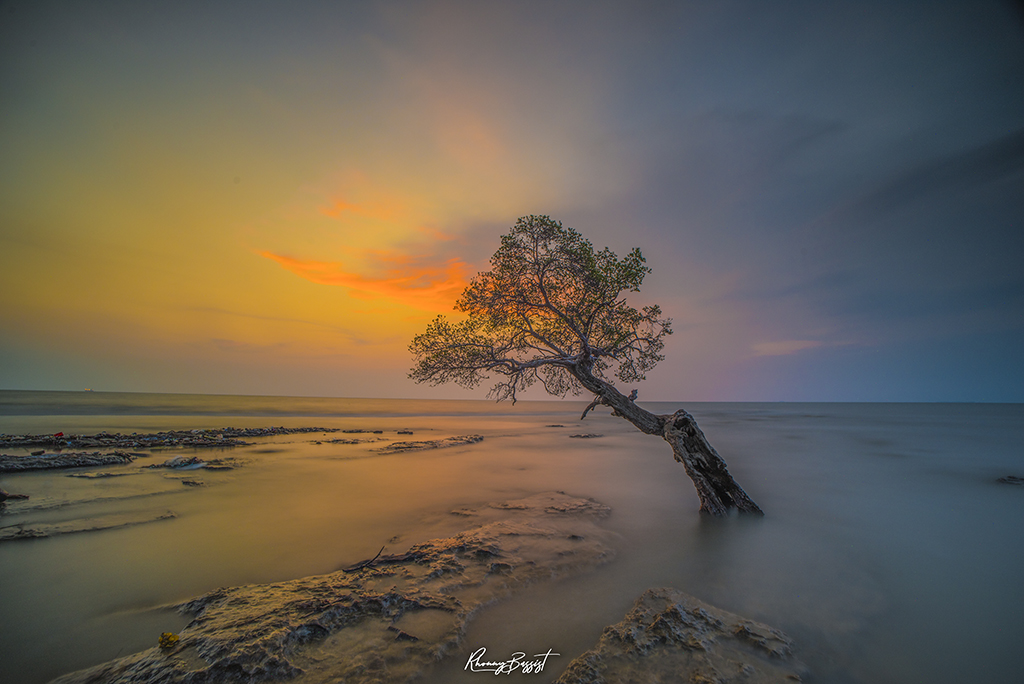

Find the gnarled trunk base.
xmin=662 ymin=410 xmax=763 ymax=516
xmin=573 ymin=368 xmax=762 ymax=516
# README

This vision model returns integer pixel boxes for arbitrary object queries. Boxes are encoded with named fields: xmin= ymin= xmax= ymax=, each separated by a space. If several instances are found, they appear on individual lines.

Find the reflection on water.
xmin=1 ymin=392 xmax=1022 ymax=684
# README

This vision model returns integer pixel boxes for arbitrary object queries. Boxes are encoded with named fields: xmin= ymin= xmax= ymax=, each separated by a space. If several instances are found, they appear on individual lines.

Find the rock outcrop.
xmin=0 ymin=487 xmax=30 ymax=502
xmin=372 ymin=435 xmax=484 ymax=454
xmin=556 ymin=588 xmax=807 ymax=684
xmin=49 ymin=491 xmax=615 ymax=684
xmin=0 ymin=511 xmax=176 ymax=543
xmin=0 ymin=427 xmax=339 ymax=451
xmin=0 ymin=451 xmax=136 ymax=472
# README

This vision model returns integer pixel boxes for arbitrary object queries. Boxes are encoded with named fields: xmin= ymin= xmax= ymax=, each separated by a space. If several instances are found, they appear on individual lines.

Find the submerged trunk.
xmin=661 ymin=409 xmax=763 ymax=516
xmin=572 ymin=367 xmax=763 ymax=516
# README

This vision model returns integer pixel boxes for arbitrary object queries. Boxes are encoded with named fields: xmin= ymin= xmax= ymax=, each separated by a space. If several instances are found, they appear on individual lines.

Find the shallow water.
xmin=0 ymin=392 xmax=1021 ymax=683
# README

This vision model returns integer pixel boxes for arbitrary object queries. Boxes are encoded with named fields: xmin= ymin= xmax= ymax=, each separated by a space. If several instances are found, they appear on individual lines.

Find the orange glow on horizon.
xmin=260 ymin=250 xmax=469 ymax=312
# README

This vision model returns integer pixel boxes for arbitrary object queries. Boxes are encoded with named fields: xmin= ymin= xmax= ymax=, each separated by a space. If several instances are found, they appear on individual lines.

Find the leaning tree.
xmin=409 ymin=215 xmax=762 ymax=516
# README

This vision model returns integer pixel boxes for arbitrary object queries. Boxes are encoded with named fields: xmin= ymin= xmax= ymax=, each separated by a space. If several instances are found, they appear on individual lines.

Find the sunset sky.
xmin=2 ymin=0 xmax=1022 ymax=401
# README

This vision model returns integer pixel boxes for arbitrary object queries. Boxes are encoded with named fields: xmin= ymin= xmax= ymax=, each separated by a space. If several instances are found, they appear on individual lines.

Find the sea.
xmin=0 ymin=390 xmax=1021 ymax=684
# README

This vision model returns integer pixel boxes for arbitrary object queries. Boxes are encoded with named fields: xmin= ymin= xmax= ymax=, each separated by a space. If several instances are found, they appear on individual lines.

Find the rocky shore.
xmin=555 ymin=588 xmax=806 ymax=683
xmin=372 ymin=435 xmax=484 ymax=454
xmin=0 ymin=451 xmax=137 ymax=473
xmin=0 ymin=427 xmax=467 ymax=473
xmin=0 ymin=426 xmax=340 ymax=451
xmin=42 ymin=489 xmax=809 ymax=684
xmin=49 ymin=491 xmax=617 ymax=684
xmin=0 ymin=511 xmax=177 ymax=542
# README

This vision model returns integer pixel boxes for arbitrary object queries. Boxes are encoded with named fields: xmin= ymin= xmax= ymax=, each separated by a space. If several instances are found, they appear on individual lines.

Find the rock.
xmin=387 ymin=626 xmax=419 ymax=641
xmin=66 ymin=471 xmax=131 ymax=479
xmin=0 ymin=511 xmax=176 ymax=543
xmin=152 ymin=456 xmax=206 ymax=470
xmin=0 ymin=452 xmax=135 ymax=473
xmin=569 ymin=433 xmax=603 ymax=439
xmin=373 ymin=435 xmax=484 ymax=454
xmin=322 ymin=438 xmax=377 ymax=445
xmin=30 ymin=450 xmax=45 ymax=456
xmin=49 ymin=492 xmax=615 ymax=684
xmin=0 ymin=426 xmax=340 ymax=451
xmin=555 ymin=588 xmax=807 ymax=684
xmin=147 ymin=456 xmax=243 ymax=471
xmin=0 ymin=488 xmax=29 ymax=502
xmin=997 ymin=475 xmax=1024 ymax=486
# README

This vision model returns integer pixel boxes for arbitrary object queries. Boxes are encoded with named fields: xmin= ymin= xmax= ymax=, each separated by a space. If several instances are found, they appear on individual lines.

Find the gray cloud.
xmin=827 ymin=127 xmax=1024 ymax=231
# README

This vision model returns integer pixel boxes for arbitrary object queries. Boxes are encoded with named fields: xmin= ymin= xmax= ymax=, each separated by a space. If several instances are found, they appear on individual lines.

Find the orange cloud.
xmin=318 ymin=197 xmax=407 ymax=222
xmin=261 ymin=250 xmax=469 ymax=312
xmin=417 ymin=225 xmax=456 ymax=241
xmin=319 ymin=199 xmax=358 ymax=218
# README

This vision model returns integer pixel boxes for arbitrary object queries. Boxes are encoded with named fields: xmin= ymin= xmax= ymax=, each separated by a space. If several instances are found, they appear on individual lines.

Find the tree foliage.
xmin=409 ymin=215 xmax=672 ymax=402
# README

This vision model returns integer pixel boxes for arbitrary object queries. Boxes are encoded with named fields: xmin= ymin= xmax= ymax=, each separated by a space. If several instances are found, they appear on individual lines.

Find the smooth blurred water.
xmin=0 ymin=391 xmax=1021 ymax=684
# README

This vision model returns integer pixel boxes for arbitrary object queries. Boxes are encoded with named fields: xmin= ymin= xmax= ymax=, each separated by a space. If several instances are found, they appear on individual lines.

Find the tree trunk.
xmin=571 ymin=367 xmax=763 ymax=516
xmin=661 ymin=410 xmax=763 ymax=516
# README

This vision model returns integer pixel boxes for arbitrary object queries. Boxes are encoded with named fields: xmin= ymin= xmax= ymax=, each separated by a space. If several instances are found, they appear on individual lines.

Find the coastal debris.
xmin=0 ymin=426 xmax=340 ymax=451
xmin=342 ymin=545 xmax=386 ymax=573
xmin=569 ymin=433 xmax=603 ymax=439
xmin=48 ymin=492 xmax=615 ymax=684
xmin=0 ymin=451 xmax=135 ymax=473
xmin=997 ymin=475 xmax=1024 ymax=486
xmin=0 ymin=488 xmax=30 ymax=502
xmin=373 ymin=435 xmax=484 ymax=454
xmin=555 ymin=588 xmax=807 ymax=684
xmin=0 ymin=511 xmax=176 ymax=543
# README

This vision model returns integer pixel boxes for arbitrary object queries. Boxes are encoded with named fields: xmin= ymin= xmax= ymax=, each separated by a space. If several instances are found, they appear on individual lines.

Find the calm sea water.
xmin=0 ymin=391 xmax=1021 ymax=684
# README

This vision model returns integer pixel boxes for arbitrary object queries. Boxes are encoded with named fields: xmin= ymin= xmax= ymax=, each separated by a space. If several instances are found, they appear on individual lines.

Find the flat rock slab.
xmin=0 ymin=511 xmax=176 ymax=543
xmin=555 ymin=588 xmax=807 ymax=684
xmin=66 ymin=471 xmax=134 ymax=479
xmin=145 ymin=456 xmax=244 ymax=471
xmin=315 ymin=437 xmax=384 ymax=445
xmin=0 ymin=426 xmax=339 ymax=450
xmin=0 ymin=452 xmax=134 ymax=472
xmin=49 ymin=491 xmax=615 ymax=684
xmin=373 ymin=434 xmax=484 ymax=454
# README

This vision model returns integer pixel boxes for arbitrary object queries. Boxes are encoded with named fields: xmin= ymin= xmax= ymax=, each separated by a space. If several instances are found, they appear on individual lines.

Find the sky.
xmin=1 ymin=0 xmax=1022 ymax=402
